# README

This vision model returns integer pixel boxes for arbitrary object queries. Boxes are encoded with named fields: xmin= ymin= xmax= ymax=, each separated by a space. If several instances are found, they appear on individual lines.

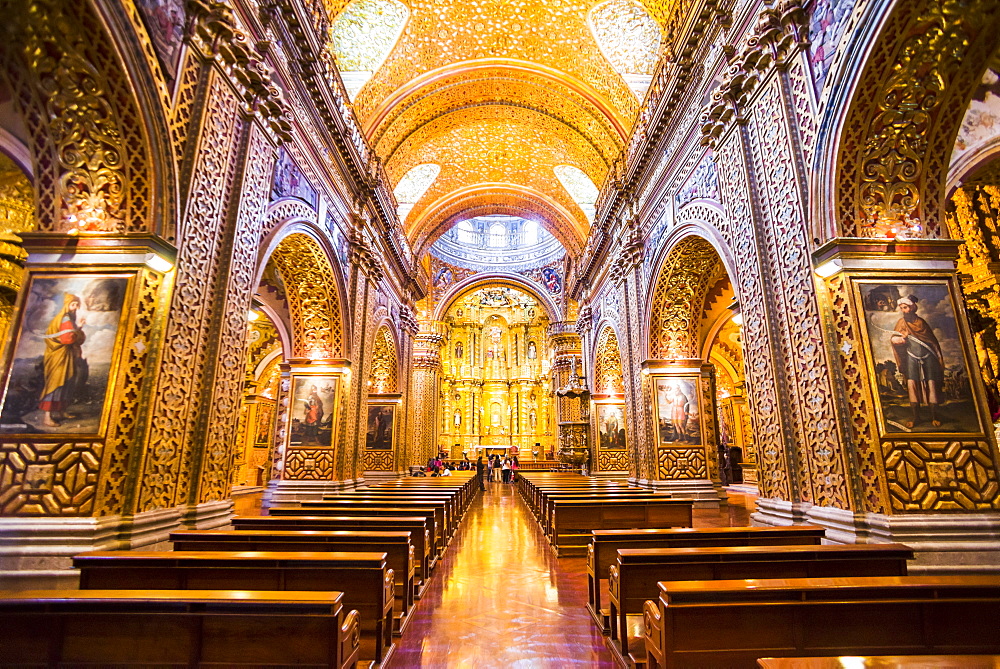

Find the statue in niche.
xmin=455 ymin=342 xmax=463 ymax=358
xmin=491 ymin=403 xmax=502 ymax=426
xmin=527 ymin=341 xmax=536 ymax=359
xmin=529 ymin=409 xmax=537 ymax=432
xmin=454 ymin=410 xmax=461 ymax=427
xmin=486 ymin=348 xmax=494 ymax=359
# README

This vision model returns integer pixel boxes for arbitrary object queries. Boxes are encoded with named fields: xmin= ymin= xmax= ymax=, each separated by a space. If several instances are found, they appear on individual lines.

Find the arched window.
xmin=330 ymin=0 xmax=408 ymax=100
xmin=523 ymin=220 xmax=538 ymax=245
xmin=393 ymin=163 xmax=439 ymax=224
xmin=488 ymin=222 xmax=506 ymax=247
xmin=589 ymin=0 xmax=661 ymax=100
xmin=554 ymin=165 xmax=600 ymax=222
xmin=456 ymin=220 xmax=475 ymax=244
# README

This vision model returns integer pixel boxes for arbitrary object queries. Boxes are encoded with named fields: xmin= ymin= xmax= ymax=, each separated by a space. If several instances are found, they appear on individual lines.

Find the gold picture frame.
xmin=0 ymin=272 xmax=134 ymax=438
xmin=852 ymin=275 xmax=986 ymax=437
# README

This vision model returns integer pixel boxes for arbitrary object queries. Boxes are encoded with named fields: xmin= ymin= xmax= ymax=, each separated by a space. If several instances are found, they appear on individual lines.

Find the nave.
xmin=387 ymin=482 xmax=753 ymax=668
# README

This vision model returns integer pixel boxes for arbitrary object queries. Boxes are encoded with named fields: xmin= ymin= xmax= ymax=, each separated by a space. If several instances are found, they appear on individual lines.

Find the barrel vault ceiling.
xmin=326 ymin=0 xmax=668 ymax=258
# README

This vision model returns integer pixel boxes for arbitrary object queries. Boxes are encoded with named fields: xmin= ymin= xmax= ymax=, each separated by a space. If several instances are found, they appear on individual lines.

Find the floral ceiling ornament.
xmin=589 ymin=0 xmax=662 ymax=99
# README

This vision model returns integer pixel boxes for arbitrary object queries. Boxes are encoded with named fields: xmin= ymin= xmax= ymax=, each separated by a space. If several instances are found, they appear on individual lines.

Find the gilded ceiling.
xmin=326 ymin=0 xmax=668 ymax=257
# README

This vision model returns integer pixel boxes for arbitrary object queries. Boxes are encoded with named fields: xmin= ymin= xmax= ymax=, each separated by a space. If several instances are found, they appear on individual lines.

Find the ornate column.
xmin=397 ymin=306 xmax=419 ymax=473
xmin=549 ymin=322 xmax=589 ymax=470
xmin=411 ymin=323 xmax=446 ymax=467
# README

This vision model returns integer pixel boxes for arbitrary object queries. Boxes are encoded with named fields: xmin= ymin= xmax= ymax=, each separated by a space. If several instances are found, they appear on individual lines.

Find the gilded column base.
xmin=181 ymin=499 xmax=233 ymax=531
xmin=753 ymin=498 xmax=1000 ymax=573
xmin=264 ymin=477 xmax=364 ymax=503
xmin=0 ymin=507 xmax=185 ymax=590
xmin=633 ymin=478 xmax=727 ymax=508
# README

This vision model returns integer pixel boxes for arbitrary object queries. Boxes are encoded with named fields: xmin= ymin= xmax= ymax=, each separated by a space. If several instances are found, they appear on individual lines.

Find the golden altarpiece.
xmin=1 ymin=0 xmax=1000 ymax=587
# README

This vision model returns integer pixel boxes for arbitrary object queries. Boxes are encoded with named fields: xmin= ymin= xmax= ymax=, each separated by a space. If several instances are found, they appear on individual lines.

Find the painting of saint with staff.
xmin=860 ymin=282 xmax=980 ymax=433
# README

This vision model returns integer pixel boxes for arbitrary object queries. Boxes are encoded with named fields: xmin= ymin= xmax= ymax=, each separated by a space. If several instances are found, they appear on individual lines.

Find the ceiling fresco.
xmin=327 ymin=0 xmax=667 ymax=257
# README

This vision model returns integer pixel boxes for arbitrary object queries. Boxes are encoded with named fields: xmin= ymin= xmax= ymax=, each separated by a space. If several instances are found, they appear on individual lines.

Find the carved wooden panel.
xmin=0 ymin=441 xmax=103 ymax=515
xmin=284 ymin=448 xmax=335 ymax=480
xmin=883 ymin=439 xmax=1000 ymax=512
xmin=745 ymin=78 xmax=849 ymax=510
xmin=597 ymin=449 xmax=629 ymax=471
xmin=198 ymin=125 xmax=278 ymax=504
xmin=714 ymin=135 xmax=791 ymax=501
xmin=363 ymin=450 xmax=394 ymax=471
xmin=139 ymin=72 xmax=241 ymax=512
xmin=657 ymin=446 xmax=707 ymax=480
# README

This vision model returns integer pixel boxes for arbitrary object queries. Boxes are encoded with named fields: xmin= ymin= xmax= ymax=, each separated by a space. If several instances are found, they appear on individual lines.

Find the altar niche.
xmin=439 ymin=284 xmax=554 ymax=460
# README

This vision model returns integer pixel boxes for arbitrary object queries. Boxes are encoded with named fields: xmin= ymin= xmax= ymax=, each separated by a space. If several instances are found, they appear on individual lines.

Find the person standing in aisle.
xmin=501 ymin=457 xmax=511 ymax=483
xmin=492 ymin=453 xmax=502 ymax=484
xmin=475 ymin=456 xmax=485 ymax=491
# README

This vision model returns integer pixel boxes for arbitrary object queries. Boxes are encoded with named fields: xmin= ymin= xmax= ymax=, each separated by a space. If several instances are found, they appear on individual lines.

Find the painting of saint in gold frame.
xmin=596 ymin=403 xmax=626 ymax=450
xmin=856 ymin=280 xmax=981 ymax=435
xmin=653 ymin=377 xmax=701 ymax=446
xmin=366 ymin=404 xmax=395 ymax=451
xmin=0 ymin=274 xmax=130 ymax=435
xmin=289 ymin=376 xmax=338 ymax=447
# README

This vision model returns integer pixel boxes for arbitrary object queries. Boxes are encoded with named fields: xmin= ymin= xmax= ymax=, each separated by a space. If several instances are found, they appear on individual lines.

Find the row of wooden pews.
xmin=517 ymin=472 xmax=694 ymax=556
xmin=0 ymin=472 xmax=479 ymax=668
xmin=580 ymin=521 xmax=1000 ymax=668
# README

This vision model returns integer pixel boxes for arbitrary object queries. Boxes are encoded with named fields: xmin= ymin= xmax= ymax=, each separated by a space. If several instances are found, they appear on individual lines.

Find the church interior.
xmin=3 ymin=0 xmax=1000 ymax=665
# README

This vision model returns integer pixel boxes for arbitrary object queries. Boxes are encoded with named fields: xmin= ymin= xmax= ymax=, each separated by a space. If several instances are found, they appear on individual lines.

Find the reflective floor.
xmin=388 ymin=481 xmax=757 ymax=668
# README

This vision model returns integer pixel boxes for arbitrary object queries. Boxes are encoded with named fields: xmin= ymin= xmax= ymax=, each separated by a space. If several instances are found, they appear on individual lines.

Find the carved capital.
xmin=399 ymin=306 xmax=420 ymax=336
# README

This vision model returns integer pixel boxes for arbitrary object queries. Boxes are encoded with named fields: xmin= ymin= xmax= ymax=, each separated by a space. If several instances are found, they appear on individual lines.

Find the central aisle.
xmin=390 ymin=480 xmax=616 ymax=667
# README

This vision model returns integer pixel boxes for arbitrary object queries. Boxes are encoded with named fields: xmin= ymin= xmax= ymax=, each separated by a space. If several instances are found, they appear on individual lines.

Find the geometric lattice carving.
xmin=369 ymin=325 xmax=398 ymax=393
xmin=597 ymin=449 xmax=629 ymax=471
xmin=593 ymin=326 xmax=625 ymax=394
xmin=883 ymin=440 xmax=1000 ymax=512
xmin=284 ymin=449 xmax=335 ymax=480
xmin=363 ymin=450 xmax=394 ymax=471
xmin=0 ymin=441 xmax=103 ymax=515
xmin=657 ymin=446 xmax=707 ymax=480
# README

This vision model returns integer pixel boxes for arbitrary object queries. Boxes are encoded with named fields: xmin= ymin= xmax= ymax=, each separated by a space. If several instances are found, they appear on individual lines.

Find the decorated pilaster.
xmin=412 ymin=323 xmax=446 ymax=467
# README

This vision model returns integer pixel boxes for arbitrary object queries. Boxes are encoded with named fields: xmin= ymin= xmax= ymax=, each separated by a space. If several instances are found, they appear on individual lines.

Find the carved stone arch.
xmin=948 ymin=139 xmax=1000 ymax=196
xmin=827 ymin=0 xmax=1000 ymax=240
xmin=645 ymin=211 xmax=738 ymax=360
xmin=433 ymin=271 xmax=562 ymax=322
xmin=259 ymin=226 xmax=347 ymax=359
xmin=592 ymin=324 xmax=625 ymax=395
xmin=646 ymin=233 xmax=727 ymax=360
xmin=0 ymin=0 xmax=158 ymax=234
xmin=369 ymin=322 xmax=400 ymax=394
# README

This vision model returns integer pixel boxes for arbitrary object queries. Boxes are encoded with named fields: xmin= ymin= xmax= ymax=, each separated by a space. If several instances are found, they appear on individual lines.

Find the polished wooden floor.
xmin=388 ymin=481 xmax=755 ymax=668
xmin=233 ymin=481 xmax=755 ymax=667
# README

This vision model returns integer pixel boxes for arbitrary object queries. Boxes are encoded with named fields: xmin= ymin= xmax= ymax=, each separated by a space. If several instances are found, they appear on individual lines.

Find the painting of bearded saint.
xmin=0 ymin=275 xmax=128 ymax=435
xmin=859 ymin=281 xmax=980 ymax=434
xmin=289 ymin=377 xmax=337 ymax=446
xmin=367 ymin=405 xmax=395 ymax=450
xmin=654 ymin=378 xmax=701 ymax=445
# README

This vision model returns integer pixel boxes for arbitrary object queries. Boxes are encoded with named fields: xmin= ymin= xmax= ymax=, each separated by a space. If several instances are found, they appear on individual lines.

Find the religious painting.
xmin=653 ymin=377 xmax=701 ymax=445
xmin=0 ymin=274 xmax=130 ymax=435
xmin=289 ymin=376 xmax=337 ymax=447
xmin=542 ymin=267 xmax=562 ymax=294
xmin=596 ymin=403 xmax=626 ymax=450
xmin=254 ymin=401 xmax=276 ymax=447
xmin=135 ymin=0 xmax=185 ymax=80
xmin=366 ymin=404 xmax=395 ymax=450
xmin=433 ymin=267 xmax=453 ymax=290
xmin=271 ymin=148 xmax=318 ymax=207
xmin=857 ymin=280 xmax=981 ymax=434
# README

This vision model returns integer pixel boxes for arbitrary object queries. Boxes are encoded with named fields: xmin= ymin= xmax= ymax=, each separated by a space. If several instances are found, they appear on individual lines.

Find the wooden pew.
xmin=757 ymin=656 xmax=1000 ymax=668
xmin=642 ymin=575 xmax=1000 ymax=669
xmin=527 ymin=485 xmax=638 ymax=521
xmin=608 ymin=543 xmax=913 ymax=667
xmin=272 ymin=503 xmax=444 ymax=557
xmin=0 ymin=589 xmax=360 ymax=669
xmin=319 ymin=493 xmax=457 ymax=539
xmin=550 ymin=498 xmax=694 ymax=556
xmin=231 ymin=515 xmax=432 ymax=593
xmin=541 ymin=492 xmax=662 ymax=538
xmin=587 ymin=525 xmax=828 ymax=632
xmin=75 ymin=550 xmax=395 ymax=667
xmin=170 ymin=529 xmax=416 ymax=634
